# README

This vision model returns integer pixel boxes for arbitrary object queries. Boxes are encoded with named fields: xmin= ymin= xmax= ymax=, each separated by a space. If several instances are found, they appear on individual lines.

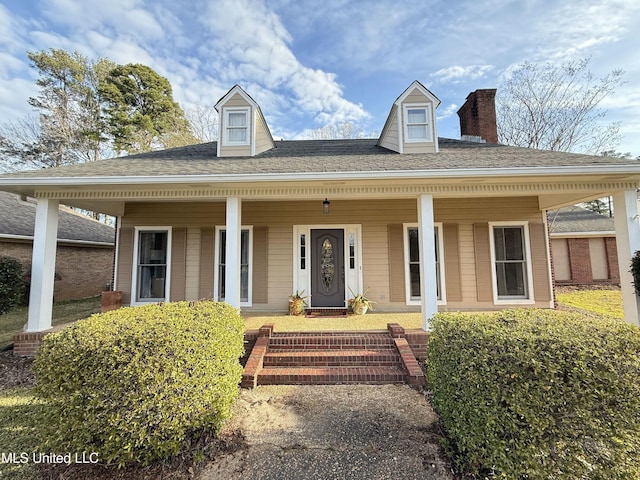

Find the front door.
xmin=311 ymin=229 xmax=345 ymax=307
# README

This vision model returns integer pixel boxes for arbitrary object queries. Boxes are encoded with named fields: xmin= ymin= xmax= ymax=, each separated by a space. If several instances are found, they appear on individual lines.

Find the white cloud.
xmin=436 ymin=103 xmax=458 ymax=121
xmin=198 ymin=0 xmax=370 ymax=128
xmin=431 ymin=65 xmax=494 ymax=83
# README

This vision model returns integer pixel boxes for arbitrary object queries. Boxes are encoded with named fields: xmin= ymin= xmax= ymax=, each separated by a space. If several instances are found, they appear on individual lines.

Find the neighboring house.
xmin=0 ymin=191 xmax=115 ymax=301
xmin=547 ymin=206 xmax=619 ymax=285
xmin=2 ymin=80 xmax=640 ymax=336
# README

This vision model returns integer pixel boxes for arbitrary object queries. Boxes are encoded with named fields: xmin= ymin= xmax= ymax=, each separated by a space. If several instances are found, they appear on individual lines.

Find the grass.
xmin=556 ymin=288 xmax=624 ymax=319
xmin=243 ymin=311 xmax=424 ymax=331
xmin=0 ymin=296 xmax=102 ymax=349
xmin=0 ymin=387 xmax=46 ymax=480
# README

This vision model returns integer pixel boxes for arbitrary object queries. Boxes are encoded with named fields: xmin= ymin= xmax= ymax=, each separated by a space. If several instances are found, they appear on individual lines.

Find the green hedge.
xmin=33 ymin=300 xmax=244 ymax=466
xmin=0 ymin=256 xmax=26 ymax=314
xmin=427 ymin=309 xmax=640 ymax=479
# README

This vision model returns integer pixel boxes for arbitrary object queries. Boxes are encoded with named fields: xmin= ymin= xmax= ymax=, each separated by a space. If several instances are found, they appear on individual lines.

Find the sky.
xmin=0 ymin=0 xmax=639 ymax=156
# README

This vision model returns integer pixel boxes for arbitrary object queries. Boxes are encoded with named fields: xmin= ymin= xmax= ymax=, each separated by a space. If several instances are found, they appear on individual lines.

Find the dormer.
xmin=377 ymin=80 xmax=441 ymax=154
xmin=214 ymin=85 xmax=275 ymax=157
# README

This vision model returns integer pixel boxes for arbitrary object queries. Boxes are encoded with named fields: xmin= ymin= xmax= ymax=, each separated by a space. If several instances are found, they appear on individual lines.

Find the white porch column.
xmin=225 ymin=196 xmax=242 ymax=309
xmin=613 ymin=191 xmax=640 ymax=326
xmin=418 ymin=194 xmax=438 ymax=330
xmin=26 ymin=199 xmax=59 ymax=332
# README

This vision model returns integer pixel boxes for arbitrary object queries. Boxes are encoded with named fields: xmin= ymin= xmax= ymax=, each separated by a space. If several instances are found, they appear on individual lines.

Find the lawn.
xmin=555 ymin=288 xmax=624 ymax=319
xmin=0 ymin=296 xmax=102 ymax=349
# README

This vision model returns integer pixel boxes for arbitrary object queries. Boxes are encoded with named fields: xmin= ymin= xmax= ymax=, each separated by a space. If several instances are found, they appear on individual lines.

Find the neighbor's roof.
xmin=1 ymin=138 xmax=640 ymax=183
xmin=547 ymin=206 xmax=615 ymax=234
xmin=0 ymin=191 xmax=115 ymax=244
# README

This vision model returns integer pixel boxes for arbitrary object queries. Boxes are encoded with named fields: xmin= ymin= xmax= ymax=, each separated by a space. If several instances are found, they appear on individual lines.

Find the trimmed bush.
xmin=33 ymin=300 xmax=244 ymax=466
xmin=0 ymin=256 xmax=27 ymax=314
xmin=427 ymin=309 xmax=640 ymax=479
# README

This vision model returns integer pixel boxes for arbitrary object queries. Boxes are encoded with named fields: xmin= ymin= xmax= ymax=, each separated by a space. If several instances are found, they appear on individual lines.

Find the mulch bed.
xmin=0 ymin=350 xmax=35 ymax=390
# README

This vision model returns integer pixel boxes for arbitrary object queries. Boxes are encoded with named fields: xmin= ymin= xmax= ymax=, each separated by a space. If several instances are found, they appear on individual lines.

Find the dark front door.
xmin=311 ymin=229 xmax=345 ymax=307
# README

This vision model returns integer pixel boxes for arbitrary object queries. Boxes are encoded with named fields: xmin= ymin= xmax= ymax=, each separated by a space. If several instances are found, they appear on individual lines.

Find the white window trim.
xmin=488 ymin=221 xmax=536 ymax=305
xmin=403 ymin=222 xmax=446 ymax=306
xmin=131 ymin=226 xmax=172 ymax=305
xmin=214 ymin=225 xmax=253 ymax=307
xmin=292 ymin=225 xmax=363 ymax=308
xmin=222 ymin=107 xmax=251 ymax=146
xmin=403 ymin=103 xmax=433 ymax=143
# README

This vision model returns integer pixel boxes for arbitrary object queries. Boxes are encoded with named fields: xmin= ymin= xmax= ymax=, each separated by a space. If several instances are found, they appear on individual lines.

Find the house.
xmin=0 ymin=191 xmax=115 ymax=300
xmin=547 ymin=206 xmax=619 ymax=285
xmin=1 ymin=81 xmax=640 ymax=341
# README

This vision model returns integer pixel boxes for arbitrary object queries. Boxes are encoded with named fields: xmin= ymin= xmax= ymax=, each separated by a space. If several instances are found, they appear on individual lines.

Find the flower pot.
xmin=102 ymin=290 xmax=123 ymax=313
xmin=352 ymin=302 xmax=368 ymax=315
xmin=289 ymin=298 xmax=306 ymax=316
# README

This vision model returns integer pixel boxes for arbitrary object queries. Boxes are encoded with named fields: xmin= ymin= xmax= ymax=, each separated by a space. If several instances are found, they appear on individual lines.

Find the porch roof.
xmin=1 ymin=138 xmax=640 ymax=183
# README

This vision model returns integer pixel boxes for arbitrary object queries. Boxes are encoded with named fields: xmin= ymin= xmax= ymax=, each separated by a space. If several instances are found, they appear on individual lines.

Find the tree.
xmin=0 ymin=49 xmax=115 ymax=170
xmin=100 ymin=64 xmax=197 ymax=154
xmin=307 ymin=122 xmax=377 ymax=140
xmin=184 ymin=104 xmax=219 ymax=143
xmin=497 ymin=58 xmax=625 ymax=154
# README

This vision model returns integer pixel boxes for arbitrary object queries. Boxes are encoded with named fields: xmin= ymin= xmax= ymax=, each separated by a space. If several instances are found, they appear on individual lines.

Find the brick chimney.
xmin=457 ymin=89 xmax=498 ymax=144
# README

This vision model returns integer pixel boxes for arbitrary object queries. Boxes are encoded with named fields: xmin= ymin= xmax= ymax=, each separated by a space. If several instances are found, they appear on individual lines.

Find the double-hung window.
xmin=490 ymin=223 xmax=534 ymax=302
xmin=403 ymin=104 xmax=432 ymax=142
xmin=215 ymin=227 xmax=252 ymax=305
xmin=224 ymin=108 xmax=250 ymax=145
xmin=132 ymin=227 xmax=171 ymax=303
xmin=404 ymin=224 xmax=445 ymax=304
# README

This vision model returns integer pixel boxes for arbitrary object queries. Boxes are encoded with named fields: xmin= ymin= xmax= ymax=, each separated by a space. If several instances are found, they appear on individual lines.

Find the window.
xmin=215 ymin=227 xmax=252 ymax=305
xmin=224 ymin=108 xmax=250 ymax=145
xmin=404 ymin=224 xmax=444 ymax=304
xmin=132 ymin=228 xmax=171 ymax=303
xmin=490 ymin=223 xmax=534 ymax=302
xmin=403 ymin=104 xmax=432 ymax=143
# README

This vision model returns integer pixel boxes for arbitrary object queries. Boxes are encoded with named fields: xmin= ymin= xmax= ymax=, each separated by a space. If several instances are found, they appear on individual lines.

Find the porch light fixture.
xmin=322 ymin=198 xmax=330 ymax=214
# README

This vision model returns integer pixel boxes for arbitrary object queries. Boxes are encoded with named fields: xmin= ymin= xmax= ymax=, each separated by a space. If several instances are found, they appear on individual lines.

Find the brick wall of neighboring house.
xmin=0 ymin=240 xmax=114 ymax=301
xmin=553 ymin=236 xmax=619 ymax=285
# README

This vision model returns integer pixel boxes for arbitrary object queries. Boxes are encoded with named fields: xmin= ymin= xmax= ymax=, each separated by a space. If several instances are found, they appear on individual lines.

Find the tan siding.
xmin=117 ymin=196 xmax=552 ymax=311
xmin=170 ymin=228 xmax=186 ymax=301
xmin=185 ymin=228 xmax=201 ymax=301
xmin=225 ymin=92 xmax=251 ymax=107
xmin=387 ymin=224 xmax=406 ymax=302
xmin=199 ymin=228 xmax=214 ymax=299
xmin=403 ymin=89 xmax=431 ymax=104
xmin=474 ymin=223 xmax=493 ymax=302
xmin=254 ymin=112 xmax=274 ymax=155
xmin=443 ymin=224 xmax=462 ymax=302
xmin=551 ymin=239 xmax=571 ymax=281
xmin=589 ymin=237 xmax=609 ymax=280
xmin=529 ymin=222 xmax=551 ymax=302
xmin=403 ymin=143 xmax=437 ymax=154
xmin=117 ymin=227 xmax=134 ymax=305
xmin=378 ymin=107 xmax=399 ymax=152
xmin=219 ymin=144 xmax=252 ymax=157
xmin=252 ymin=226 xmax=268 ymax=303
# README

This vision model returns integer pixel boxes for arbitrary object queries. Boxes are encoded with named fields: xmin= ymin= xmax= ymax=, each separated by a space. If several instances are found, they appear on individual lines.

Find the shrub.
xmin=427 ymin=309 xmax=640 ymax=479
xmin=0 ymin=256 xmax=27 ymax=314
xmin=33 ymin=300 xmax=245 ymax=466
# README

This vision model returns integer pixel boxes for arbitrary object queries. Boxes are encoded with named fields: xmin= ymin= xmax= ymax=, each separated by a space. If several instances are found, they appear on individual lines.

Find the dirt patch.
xmin=0 ymin=350 xmax=34 ymax=389
xmin=200 ymin=385 xmax=457 ymax=480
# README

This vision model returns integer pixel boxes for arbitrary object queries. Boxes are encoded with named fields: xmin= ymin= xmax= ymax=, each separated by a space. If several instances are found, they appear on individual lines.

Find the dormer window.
xmin=224 ymin=108 xmax=250 ymax=145
xmin=403 ymin=104 xmax=432 ymax=143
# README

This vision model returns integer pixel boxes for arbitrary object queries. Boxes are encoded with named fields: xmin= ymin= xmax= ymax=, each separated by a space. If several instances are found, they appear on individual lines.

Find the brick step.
xmin=268 ymin=333 xmax=395 ymax=350
xmin=263 ymin=348 xmax=401 ymax=367
xmin=256 ymin=366 xmax=407 ymax=385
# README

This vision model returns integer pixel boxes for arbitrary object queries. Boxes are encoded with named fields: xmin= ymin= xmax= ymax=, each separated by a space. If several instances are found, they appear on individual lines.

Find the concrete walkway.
xmin=199 ymin=384 xmax=457 ymax=480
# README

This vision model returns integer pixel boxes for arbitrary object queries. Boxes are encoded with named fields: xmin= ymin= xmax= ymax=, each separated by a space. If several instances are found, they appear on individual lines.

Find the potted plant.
xmin=289 ymin=290 xmax=310 ymax=316
xmin=348 ymin=288 xmax=375 ymax=315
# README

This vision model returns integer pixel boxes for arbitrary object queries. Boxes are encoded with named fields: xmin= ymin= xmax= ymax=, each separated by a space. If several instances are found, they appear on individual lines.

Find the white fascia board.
xmin=550 ymin=231 xmax=616 ymax=238
xmin=394 ymin=81 xmax=441 ymax=108
xmin=0 ymin=233 xmax=114 ymax=246
xmin=214 ymin=85 xmax=258 ymax=110
xmin=2 ymin=164 xmax=640 ymax=188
